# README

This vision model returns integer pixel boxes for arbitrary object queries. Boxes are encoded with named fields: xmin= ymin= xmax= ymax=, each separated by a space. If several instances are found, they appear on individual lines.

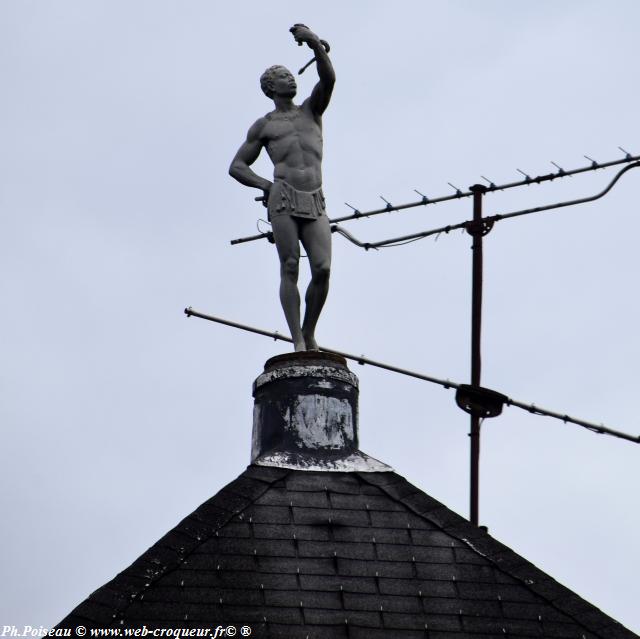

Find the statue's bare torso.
xmin=261 ymin=104 xmax=323 ymax=191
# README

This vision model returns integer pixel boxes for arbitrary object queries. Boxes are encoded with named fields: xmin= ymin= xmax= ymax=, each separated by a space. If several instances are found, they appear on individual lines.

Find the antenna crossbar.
xmin=230 ymin=153 xmax=639 ymax=246
xmin=184 ymin=307 xmax=457 ymax=389
xmin=184 ymin=307 xmax=640 ymax=445
xmin=506 ymin=398 xmax=639 ymax=444
xmin=334 ymin=161 xmax=640 ymax=250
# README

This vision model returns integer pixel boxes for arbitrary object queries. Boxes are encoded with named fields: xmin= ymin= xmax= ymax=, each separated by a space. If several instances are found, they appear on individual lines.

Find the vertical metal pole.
xmin=469 ymin=184 xmax=487 ymax=526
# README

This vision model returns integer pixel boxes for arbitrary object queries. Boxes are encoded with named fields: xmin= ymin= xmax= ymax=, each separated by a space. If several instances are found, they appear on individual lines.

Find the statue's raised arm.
xmin=290 ymin=24 xmax=335 ymax=116
xmin=228 ymin=25 xmax=334 ymax=353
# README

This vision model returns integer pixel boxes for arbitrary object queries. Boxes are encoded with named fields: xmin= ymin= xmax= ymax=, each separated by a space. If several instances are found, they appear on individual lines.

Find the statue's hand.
xmin=261 ymin=183 xmax=272 ymax=208
xmin=290 ymin=24 xmax=320 ymax=48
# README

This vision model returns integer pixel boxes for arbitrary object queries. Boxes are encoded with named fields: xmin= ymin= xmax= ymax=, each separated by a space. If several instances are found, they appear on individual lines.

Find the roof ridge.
xmin=57 ymin=466 xmax=292 ymax=628
xmin=356 ymin=471 xmax=638 ymax=639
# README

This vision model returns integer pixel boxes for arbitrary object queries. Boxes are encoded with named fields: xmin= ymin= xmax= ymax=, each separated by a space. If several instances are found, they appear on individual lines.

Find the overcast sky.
xmin=1 ymin=1 xmax=639 ymax=633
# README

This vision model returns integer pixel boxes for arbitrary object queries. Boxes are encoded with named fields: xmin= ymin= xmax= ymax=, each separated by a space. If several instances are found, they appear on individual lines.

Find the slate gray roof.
xmin=57 ymin=466 xmax=637 ymax=638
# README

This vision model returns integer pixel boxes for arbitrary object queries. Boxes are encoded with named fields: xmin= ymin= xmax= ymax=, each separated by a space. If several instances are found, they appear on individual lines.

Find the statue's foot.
xmin=293 ymin=338 xmax=307 ymax=352
xmin=303 ymin=333 xmax=319 ymax=351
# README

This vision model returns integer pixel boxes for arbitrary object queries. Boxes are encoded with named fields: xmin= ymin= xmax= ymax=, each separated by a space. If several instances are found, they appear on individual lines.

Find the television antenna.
xmin=192 ymin=149 xmax=640 ymax=526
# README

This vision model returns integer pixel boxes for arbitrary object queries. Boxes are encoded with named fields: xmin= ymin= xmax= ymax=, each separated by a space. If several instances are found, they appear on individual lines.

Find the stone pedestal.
xmin=251 ymin=352 xmax=391 ymax=472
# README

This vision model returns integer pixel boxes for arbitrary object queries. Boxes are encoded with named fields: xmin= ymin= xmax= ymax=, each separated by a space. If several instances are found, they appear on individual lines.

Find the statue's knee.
xmin=281 ymin=257 xmax=299 ymax=279
xmin=312 ymin=263 xmax=331 ymax=283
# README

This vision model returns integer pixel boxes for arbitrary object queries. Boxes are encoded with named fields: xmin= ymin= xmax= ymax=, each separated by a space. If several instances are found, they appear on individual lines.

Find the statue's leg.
xmin=299 ymin=215 xmax=332 ymax=351
xmin=271 ymin=215 xmax=305 ymax=352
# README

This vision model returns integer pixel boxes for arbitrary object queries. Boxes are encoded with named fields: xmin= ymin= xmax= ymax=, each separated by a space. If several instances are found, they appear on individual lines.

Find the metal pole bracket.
xmin=456 ymin=384 xmax=508 ymax=418
xmin=465 ymin=219 xmax=495 ymax=237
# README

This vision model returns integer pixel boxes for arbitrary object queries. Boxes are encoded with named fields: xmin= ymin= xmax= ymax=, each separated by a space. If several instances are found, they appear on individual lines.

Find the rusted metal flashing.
xmin=253 ymin=449 xmax=392 ymax=472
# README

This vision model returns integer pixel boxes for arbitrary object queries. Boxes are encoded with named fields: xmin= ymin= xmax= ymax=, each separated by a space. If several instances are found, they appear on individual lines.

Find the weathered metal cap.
xmin=263 ymin=350 xmax=348 ymax=371
xmin=251 ymin=352 xmax=391 ymax=472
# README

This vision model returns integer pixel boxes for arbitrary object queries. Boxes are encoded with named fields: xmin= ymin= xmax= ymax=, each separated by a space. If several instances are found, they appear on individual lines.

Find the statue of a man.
xmin=229 ymin=24 xmax=335 ymax=352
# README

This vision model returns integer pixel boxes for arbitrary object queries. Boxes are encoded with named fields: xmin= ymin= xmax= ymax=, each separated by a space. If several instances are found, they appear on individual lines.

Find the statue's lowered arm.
xmin=229 ymin=118 xmax=272 ymax=200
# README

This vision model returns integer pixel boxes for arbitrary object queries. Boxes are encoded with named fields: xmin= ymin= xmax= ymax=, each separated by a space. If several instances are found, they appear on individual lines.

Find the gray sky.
xmin=1 ymin=0 xmax=639 ymax=632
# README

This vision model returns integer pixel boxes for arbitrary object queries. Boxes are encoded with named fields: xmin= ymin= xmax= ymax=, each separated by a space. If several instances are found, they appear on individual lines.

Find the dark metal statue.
xmin=229 ymin=24 xmax=335 ymax=352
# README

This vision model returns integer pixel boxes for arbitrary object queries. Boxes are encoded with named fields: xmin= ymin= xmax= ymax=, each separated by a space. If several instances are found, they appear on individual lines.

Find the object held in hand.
xmin=289 ymin=23 xmax=330 ymax=75
xmin=254 ymin=194 xmax=269 ymax=208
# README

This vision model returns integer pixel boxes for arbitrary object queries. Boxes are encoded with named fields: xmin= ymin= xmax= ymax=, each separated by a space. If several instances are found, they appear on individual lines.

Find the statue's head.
xmin=260 ymin=65 xmax=297 ymax=100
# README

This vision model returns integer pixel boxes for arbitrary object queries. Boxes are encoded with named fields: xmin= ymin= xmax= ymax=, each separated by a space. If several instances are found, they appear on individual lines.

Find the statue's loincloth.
xmin=268 ymin=180 xmax=326 ymax=222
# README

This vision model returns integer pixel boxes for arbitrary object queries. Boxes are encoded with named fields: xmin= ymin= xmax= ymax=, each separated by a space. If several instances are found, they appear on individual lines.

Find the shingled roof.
xmin=58 ymin=465 xmax=637 ymax=638
xmin=56 ymin=353 xmax=637 ymax=637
